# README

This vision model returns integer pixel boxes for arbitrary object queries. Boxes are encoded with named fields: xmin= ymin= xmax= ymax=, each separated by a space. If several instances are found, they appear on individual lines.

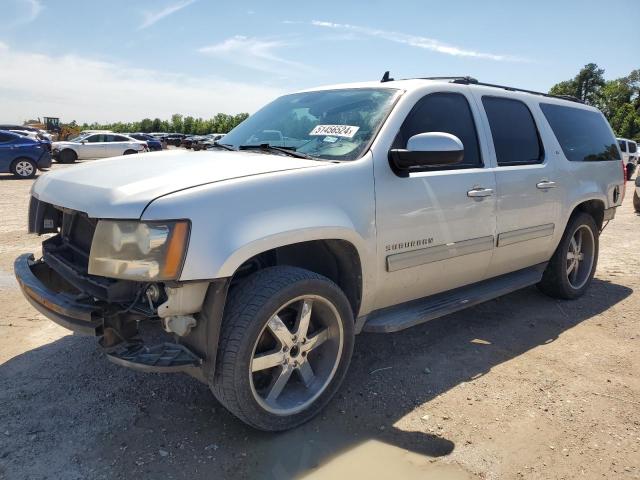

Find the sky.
xmin=0 ymin=0 xmax=636 ymax=124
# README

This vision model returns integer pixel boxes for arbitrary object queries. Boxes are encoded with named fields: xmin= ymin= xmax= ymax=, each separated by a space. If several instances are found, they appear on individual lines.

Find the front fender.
xmin=141 ymin=157 xmax=377 ymax=292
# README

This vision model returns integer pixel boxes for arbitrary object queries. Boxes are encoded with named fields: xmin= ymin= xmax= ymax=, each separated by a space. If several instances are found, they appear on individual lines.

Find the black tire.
xmin=633 ymin=190 xmax=640 ymax=213
xmin=123 ymin=149 xmax=137 ymax=155
xmin=58 ymin=149 xmax=77 ymax=164
xmin=209 ymin=266 xmax=354 ymax=431
xmin=538 ymin=212 xmax=599 ymax=300
xmin=10 ymin=158 xmax=37 ymax=179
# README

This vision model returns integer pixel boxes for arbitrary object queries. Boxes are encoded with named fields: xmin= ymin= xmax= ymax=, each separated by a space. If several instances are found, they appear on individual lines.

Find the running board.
xmin=106 ymin=342 xmax=202 ymax=374
xmin=362 ymin=263 xmax=547 ymax=333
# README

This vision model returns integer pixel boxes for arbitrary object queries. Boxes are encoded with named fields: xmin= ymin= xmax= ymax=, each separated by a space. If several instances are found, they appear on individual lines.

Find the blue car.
xmin=127 ymin=133 xmax=163 ymax=152
xmin=0 ymin=130 xmax=52 ymax=178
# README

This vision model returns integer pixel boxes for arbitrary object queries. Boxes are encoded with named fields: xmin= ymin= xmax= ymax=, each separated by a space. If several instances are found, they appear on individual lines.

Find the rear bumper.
xmin=38 ymin=151 xmax=52 ymax=169
xmin=14 ymin=253 xmax=102 ymax=335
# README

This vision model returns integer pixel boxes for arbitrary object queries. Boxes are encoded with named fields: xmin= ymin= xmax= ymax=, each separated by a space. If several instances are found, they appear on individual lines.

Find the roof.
xmin=296 ymin=74 xmax=593 ymax=110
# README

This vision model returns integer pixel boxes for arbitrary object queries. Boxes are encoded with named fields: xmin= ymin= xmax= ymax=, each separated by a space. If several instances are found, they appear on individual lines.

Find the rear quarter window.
xmin=629 ymin=142 xmax=637 ymax=154
xmin=540 ymin=103 xmax=620 ymax=162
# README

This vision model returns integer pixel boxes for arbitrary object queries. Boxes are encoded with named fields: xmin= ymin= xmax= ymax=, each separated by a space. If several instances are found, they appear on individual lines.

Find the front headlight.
xmin=88 ymin=220 xmax=190 ymax=281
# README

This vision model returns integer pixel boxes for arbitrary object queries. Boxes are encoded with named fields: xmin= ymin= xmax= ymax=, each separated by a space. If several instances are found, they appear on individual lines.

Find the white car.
xmin=16 ymin=75 xmax=625 ymax=431
xmin=617 ymin=138 xmax=637 ymax=180
xmin=52 ymin=133 xmax=147 ymax=163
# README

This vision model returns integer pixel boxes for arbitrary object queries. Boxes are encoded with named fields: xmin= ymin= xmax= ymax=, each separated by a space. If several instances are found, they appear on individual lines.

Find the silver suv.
xmin=15 ymin=75 xmax=625 ymax=430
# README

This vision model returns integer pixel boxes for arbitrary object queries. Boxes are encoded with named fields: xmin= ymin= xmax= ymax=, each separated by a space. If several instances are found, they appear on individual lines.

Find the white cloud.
xmin=139 ymin=0 xmax=196 ymax=30
xmin=0 ymin=43 xmax=283 ymax=124
xmin=311 ymin=21 xmax=526 ymax=62
xmin=198 ymin=36 xmax=311 ymax=73
xmin=3 ymin=0 xmax=43 ymax=26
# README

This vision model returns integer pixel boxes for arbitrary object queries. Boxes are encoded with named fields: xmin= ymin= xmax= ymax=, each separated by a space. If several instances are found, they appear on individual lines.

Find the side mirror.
xmin=389 ymin=132 xmax=464 ymax=171
xmin=81 ymin=140 xmax=86 ymax=144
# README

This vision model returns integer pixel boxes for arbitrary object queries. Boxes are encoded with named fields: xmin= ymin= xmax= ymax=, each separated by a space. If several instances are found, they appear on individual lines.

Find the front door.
xmin=471 ymin=92 xmax=561 ymax=277
xmin=80 ymin=134 xmax=107 ymax=159
xmin=373 ymin=89 xmax=497 ymax=310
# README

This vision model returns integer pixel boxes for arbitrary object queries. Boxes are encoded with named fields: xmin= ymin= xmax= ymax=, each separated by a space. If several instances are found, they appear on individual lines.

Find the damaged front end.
xmin=15 ymin=197 xmax=229 ymax=381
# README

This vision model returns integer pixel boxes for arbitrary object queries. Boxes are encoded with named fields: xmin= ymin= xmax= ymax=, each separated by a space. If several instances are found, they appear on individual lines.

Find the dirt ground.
xmin=0 ymin=164 xmax=638 ymax=480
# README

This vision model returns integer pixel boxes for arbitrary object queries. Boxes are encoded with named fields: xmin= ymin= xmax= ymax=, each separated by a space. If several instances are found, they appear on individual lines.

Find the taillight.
xmin=621 ymin=160 xmax=626 ymax=201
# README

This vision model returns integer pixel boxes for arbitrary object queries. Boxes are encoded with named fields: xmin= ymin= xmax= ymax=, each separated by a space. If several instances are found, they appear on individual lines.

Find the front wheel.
xmin=209 ymin=266 xmax=354 ymax=431
xmin=58 ymin=149 xmax=77 ymax=164
xmin=538 ymin=212 xmax=598 ymax=299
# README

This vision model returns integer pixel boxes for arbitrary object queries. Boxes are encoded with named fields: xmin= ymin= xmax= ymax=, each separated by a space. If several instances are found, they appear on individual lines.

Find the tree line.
xmin=74 ymin=113 xmax=250 ymax=135
xmin=549 ymin=63 xmax=640 ymax=141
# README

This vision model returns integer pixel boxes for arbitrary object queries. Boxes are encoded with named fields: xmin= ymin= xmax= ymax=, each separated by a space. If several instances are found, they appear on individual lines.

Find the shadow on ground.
xmin=0 ymin=279 xmax=632 ymax=479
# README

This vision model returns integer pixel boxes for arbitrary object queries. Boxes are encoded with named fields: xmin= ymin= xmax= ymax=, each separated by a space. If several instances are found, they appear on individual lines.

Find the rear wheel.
xmin=209 ymin=266 xmax=354 ymax=431
xmin=58 ymin=149 xmax=77 ymax=164
xmin=633 ymin=190 xmax=640 ymax=213
xmin=11 ymin=158 xmax=37 ymax=178
xmin=538 ymin=212 xmax=598 ymax=299
xmin=123 ymin=149 xmax=137 ymax=155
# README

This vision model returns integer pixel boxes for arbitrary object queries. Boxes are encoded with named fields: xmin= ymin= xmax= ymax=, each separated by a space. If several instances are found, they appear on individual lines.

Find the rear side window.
xmin=540 ymin=103 xmax=620 ymax=162
xmin=482 ymin=96 xmax=542 ymax=166
xmin=629 ymin=142 xmax=637 ymax=154
xmin=0 ymin=132 xmax=16 ymax=143
xmin=618 ymin=140 xmax=627 ymax=152
xmin=396 ymin=92 xmax=482 ymax=168
xmin=110 ymin=135 xmax=129 ymax=142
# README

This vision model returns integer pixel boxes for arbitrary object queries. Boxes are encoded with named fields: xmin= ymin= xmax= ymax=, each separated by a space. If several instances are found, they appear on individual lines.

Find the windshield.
xmin=221 ymin=88 xmax=399 ymax=161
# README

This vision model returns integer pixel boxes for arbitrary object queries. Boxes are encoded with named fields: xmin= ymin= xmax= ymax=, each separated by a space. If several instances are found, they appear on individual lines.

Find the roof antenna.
xmin=381 ymin=71 xmax=393 ymax=83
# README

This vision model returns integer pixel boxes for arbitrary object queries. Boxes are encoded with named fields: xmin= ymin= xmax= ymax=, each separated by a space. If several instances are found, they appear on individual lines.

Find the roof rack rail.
xmin=386 ymin=74 xmax=585 ymax=104
xmin=443 ymin=77 xmax=585 ymax=104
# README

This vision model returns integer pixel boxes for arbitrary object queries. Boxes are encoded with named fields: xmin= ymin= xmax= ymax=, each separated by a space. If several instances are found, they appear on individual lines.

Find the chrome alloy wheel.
xmin=566 ymin=225 xmax=595 ymax=290
xmin=15 ymin=160 xmax=34 ymax=177
xmin=249 ymin=295 xmax=344 ymax=415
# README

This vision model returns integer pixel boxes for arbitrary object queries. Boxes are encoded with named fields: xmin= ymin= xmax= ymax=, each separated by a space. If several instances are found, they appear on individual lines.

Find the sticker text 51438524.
xmin=309 ymin=125 xmax=360 ymax=138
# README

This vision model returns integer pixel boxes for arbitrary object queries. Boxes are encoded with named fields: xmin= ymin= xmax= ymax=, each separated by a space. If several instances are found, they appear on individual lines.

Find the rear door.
xmin=0 ymin=132 xmax=18 ymax=172
xmin=471 ymin=92 xmax=561 ymax=277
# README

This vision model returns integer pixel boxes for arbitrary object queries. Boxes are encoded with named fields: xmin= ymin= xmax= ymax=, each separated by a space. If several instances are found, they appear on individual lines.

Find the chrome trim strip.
xmin=386 ymin=235 xmax=494 ymax=272
xmin=497 ymin=223 xmax=554 ymax=247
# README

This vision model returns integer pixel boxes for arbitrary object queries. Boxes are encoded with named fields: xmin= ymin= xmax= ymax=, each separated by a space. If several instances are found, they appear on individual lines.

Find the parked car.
xmin=0 ymin=124 xmax=52 ymax=141
xmin=164 ymin=134 xmax=186 ymax=146
xmin=9 ymin=130 xmax=52 ymax=152
xmin=15 ymin=76 xmax=625 ymax=431
xmin=634 ymin=177 xmax=640 ymax=213
xmin=125 ymin=133 xmax=163 ymax=152
xmin=193 ymin=134 xmax=226 ymax=151
xmin=181 ymin=135 xmax=207 ymax=149
xmin=617 ymin=138 xmax=637 ymax=180
xmin=0 ymin=130 xmax=51 ymax=178
xmin=52 ymin=133 xmax=147 ymax=163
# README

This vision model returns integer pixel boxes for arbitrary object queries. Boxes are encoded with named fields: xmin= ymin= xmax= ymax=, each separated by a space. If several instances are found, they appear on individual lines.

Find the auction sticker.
xmin=309 ymin=125 xmax=360 ymax=138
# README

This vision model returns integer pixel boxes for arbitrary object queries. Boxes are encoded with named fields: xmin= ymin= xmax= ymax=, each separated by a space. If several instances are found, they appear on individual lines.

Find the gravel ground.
xmin=0 ymin=164 xmax=638 ymax=480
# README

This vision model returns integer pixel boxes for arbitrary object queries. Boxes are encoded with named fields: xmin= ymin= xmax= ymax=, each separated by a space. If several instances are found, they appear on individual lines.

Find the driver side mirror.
xmin=389 ymin=132 xmax=464 ymax=171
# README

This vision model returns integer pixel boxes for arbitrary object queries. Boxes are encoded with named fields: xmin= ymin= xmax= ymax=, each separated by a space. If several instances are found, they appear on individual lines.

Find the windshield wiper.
xmin=211 ymin=142 xmax=236 ymax=151
xmin=238 ymin=143 xmax=318 ymax=160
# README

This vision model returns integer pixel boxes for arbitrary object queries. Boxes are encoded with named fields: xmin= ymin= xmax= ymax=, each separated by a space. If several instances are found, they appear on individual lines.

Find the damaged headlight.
xmin=88 ymin=220 xmax=190 ymax=281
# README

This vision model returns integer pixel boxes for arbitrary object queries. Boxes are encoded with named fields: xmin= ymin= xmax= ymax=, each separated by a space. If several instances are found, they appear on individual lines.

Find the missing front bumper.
xmin=14 ymin=253 xmax=103 ymax=336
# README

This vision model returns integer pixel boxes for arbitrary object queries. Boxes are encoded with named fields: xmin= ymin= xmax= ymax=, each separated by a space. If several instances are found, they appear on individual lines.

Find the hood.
xmin=33 ymin=149 xmax=322 ymax=218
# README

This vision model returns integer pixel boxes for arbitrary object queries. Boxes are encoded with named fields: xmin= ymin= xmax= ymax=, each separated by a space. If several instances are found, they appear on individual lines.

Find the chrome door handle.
xmin=467 ymin=187 xmax=494 ymax=197
xmin=536 ymin=180 xmax=557 ymax=189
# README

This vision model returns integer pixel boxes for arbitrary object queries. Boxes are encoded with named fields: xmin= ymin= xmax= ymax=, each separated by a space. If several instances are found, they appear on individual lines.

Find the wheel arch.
xmin=570 ymin=198 xmax=606 ymax=231
xmin=226 ymin=236 xmax=364 ymax=319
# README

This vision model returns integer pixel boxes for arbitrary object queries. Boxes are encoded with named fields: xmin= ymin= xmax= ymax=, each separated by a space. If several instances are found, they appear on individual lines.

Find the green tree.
xmin=549 ymin=63 xmax=605 ymax=105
